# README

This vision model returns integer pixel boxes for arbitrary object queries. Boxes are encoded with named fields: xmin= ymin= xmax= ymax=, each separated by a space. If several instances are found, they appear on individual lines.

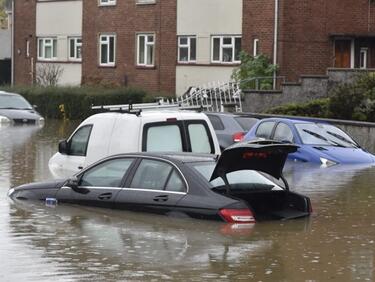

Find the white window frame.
xmin=137 ymin=33 xmax=155 ymax=67
xmin=37 ymin=37 xmax=57 ymax=61
xmin=99 ymin=34 xmax=116 ymax=67
xmin=211 ymin=35 xmax=241 ymax=64
xmin=99 ymin=0 xmax=116 ymax=6
xmin=253 ymin=38 xmax=259 ymax=57
xmin=178 ymin=36 xmax=196 ymax=63
xmin=136 ymin=0 xmax=156 ymax=4
xmin=360 ymin=47 xmax=368 ymax=69
xmin=69 ymin=37 xmax=82 ymax=61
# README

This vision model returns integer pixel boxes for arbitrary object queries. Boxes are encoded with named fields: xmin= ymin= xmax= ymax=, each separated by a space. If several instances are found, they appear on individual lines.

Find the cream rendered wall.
xmin=176 ymin=0 xmax=242 ymax=95
xmin=36 ymin=1 xmax=82 ymax=85
xmin=176 ymin=66 xmax=236 ymax=96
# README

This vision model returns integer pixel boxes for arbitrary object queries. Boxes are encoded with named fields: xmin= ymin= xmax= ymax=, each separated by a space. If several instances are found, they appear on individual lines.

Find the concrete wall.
xmin=35 ymin=62 xmax=81 ymax=86
xmin=176 ymin=65 xmax=236 ymax=96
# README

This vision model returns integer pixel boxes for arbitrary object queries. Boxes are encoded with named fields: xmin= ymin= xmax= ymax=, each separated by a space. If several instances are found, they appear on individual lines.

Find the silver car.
xmin=0 ymin=91 xmax=44 ymax=125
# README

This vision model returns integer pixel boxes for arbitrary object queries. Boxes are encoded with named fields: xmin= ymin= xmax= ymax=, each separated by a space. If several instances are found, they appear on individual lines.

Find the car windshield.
xmin=295 ymin=123 xmax=358 ymax=148
xmin=189 ymin=161 xmax=282 ymax=191
xmin=0 ymin=94 xmax=33 ymax=110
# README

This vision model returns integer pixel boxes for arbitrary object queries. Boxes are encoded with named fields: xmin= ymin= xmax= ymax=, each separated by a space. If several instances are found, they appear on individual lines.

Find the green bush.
xmin=267 ymin=98 xmax=330 ymax=117
xmin=0 ymin=86 xmax=151 ymax=120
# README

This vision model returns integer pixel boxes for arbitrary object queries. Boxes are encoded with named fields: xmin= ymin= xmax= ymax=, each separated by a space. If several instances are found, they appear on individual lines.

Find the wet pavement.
xmin=0 ymin=120 xmax=375 ymax=281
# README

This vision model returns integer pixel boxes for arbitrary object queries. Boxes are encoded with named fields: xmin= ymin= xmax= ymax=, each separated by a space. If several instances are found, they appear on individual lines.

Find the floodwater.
xmin=1 ymin=120 xmax=375 ymax=282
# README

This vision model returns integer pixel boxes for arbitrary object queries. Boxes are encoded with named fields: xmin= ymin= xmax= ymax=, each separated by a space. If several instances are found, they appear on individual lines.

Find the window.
xmin=360 ymin=48 xmax=368 ymax=69
xmin=253 ymin=38 xmax=259 ymax=57
xmin=136 ymin=0 xmax=156 ymax=4
xmin=255 ymin=121 xmax=276 ymax=139
xmin=99 ymin=0 xmax=116 ymax=6
xmin=69 ymin=37 xmax=82 ymax=61
xmin=80 ymin=158 xmax=134 ymax=187
xmin=178 ymin=36 xmax=196 ymax=63
xmin=146 ymin=124 xmax=183 ymax=152
xmin=273 ymin=123 xmax=294 ymax=143
xmin=68 ymin=125 xmax=92 ymax=156
xmin=188 ymin=124 xmax=211 ymax=153
xmin=137 ymin=33 xmax=155 ymax=66
xmin=131 ymin=159 xmax=186 ymax=192
xmin=211 ymin=36 xmax=241 ymax=63
xmin=207 ymin=115 xmax=224 ymax=130
xmin=38 ymin=38 xmax=57 ymax=60
xmin=99 ymin=34 xmax=116 ymax=66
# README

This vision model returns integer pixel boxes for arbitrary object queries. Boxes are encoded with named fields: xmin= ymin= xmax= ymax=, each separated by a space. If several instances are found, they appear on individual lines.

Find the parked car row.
xmin=5 ymin=95 xmax=374 ymax=225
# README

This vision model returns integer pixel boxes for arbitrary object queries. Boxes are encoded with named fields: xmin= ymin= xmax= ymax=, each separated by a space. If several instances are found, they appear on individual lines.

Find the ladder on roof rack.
xmin=91 ymin=80 xmax=242 ymax=113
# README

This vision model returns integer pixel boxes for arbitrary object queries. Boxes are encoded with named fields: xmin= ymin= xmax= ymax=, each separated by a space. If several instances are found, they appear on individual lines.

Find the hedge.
xmin=267 ymin=98 xmax=330 ymax=118
xmin=0 ymin=86 xmax=153 ymax=120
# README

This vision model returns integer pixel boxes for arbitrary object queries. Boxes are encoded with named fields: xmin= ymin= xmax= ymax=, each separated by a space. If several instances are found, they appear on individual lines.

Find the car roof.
xmin=91 ymin=110 xmax=209 ymax=119
xmin=260 ymin=117 xmax=325 ymax=124
xmin=104 ymin=152 xmax=217 ymax=164
xmin=0 ymin=91 xmax=21 ymax=97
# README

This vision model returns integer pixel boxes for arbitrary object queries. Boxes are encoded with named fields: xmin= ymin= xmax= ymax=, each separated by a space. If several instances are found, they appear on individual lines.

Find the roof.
xmin=260 ymin=117 xmax=327 ymax=124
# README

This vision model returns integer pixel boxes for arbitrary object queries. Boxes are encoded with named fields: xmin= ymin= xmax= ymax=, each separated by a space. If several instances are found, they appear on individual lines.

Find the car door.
xmin=254 ymin=121 xmax=276 ymax=139
xmin=273 ymin=122 xmax=304 ymax=161
xmin=114 ymin=157 xmax=187 ymax=214
xmin=56 ymin=157 xmax=136 ymax=208
xmin=49 ymin=124 xmax=93 ymax=178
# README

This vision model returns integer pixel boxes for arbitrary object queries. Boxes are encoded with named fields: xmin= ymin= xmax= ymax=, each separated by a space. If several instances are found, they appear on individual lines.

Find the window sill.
xmin=136 ymin=65 xmax=156 ymax=70
xmin=98 ymin=64 xmax=116 ymax=68
xmin=136 ymin=1 xmax=157 ymax=5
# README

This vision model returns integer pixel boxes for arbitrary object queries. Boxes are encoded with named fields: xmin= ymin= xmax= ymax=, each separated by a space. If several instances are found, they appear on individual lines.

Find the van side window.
xmin=69 ymin=125 xmax=92 ymax=156
xmin=188 ymin=123 xmax=211 ymax=153
xmin=255 ymin=121 xmax=275 ymax=139
xmin=146 ymin=124 xmax=183 ymax=152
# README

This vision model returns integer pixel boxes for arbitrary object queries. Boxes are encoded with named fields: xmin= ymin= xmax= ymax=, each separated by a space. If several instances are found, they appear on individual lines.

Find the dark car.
xmin=0 ymin=91 xmax=44 ymax=125
xmin=8 ymin=141 xmax=312 ymax=223
xmin=244 ymin=118 xmax=375 ymax=165
xmin=206 ymin=112 xmax=259 ymax=150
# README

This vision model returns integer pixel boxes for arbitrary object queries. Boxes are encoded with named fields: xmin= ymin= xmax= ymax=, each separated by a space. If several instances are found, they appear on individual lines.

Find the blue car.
xmin=243 ymin=118 xmax=375 ymax=165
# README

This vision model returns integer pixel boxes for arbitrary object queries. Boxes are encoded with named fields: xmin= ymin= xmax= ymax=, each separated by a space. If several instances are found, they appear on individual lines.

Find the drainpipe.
xmin=273 ymin=0 xmax=279 ymax=89
xmin=11 ymin=0 xmax=14 ymax=85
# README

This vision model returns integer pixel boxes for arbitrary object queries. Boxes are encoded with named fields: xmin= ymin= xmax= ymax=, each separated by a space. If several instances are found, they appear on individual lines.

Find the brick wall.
xmin=13 ymin=0 xmax=36 ymax=85
xmin=82 ymin=0 xmax=176 ymax=96
xmin=244 ymin=0 xmax=375 ymax=83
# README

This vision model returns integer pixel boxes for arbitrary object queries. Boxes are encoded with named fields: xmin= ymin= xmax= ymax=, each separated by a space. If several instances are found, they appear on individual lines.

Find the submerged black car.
xmin=0 ymin=91 xmax=44 ymax=125
xmin=8 ymin=141 xmax=312 ymax=223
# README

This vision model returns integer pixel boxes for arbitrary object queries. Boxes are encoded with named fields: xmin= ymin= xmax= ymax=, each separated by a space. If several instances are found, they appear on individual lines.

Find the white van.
xmin=48 ymin=110 xmax=221 ymax=178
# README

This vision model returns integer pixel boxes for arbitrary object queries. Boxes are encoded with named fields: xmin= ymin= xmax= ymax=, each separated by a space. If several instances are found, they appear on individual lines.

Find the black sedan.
xmin=8 ymin=141 xmax=312 ymax=223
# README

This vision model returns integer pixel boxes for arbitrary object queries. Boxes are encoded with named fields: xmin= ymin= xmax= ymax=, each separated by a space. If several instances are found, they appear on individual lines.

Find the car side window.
xmin=255 ymin=121 xmax=276 ymax=139
xmin=80 ymin=158 xmax=135 ymax=187
xmin=69 ymin=125 xmax=92 ymax=156
xmin=188 ymin=123 xmax=211 ymax=153
xmin=131 ymin=159 xmax=184 ymax=191
xmin=165 ymin=169 xmax=186 ymax=192
xmin=207 ymin=115 xmax=225 ymax=130
xmin=145 ymin=124 xmax=183 ymax=152
xmin=273 ymin=123 xmax=294 ymax=143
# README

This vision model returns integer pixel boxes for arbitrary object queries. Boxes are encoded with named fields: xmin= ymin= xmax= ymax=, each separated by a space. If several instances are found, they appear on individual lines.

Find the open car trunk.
xmin=210 ymin=141 xmax=312 ymax=220
xmin=223 ymin=189 xmax=310 ymax=220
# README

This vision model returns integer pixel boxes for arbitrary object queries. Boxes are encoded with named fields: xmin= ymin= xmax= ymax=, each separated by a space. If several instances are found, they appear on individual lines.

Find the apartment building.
xmin=13 ymin=0 xmax=375 ymax=96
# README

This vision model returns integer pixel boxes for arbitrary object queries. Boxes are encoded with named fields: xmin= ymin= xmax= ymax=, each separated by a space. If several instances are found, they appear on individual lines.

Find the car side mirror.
xmin=33 ymin=104 xmax=38 ymax=109
xmin=66 ymin=176 xmax=89 ymax=194
xmin=58 ymin=139 xmax=69 ymax=155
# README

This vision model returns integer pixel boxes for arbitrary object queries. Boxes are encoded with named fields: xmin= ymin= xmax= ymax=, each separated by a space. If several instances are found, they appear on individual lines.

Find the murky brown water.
xmin=1 ymin=120 xmax=375 ymax=281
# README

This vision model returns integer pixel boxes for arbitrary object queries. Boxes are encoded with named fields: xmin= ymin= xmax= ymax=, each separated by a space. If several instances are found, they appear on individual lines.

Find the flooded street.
xmin=1 ymin=120 xmax=375 ymax=281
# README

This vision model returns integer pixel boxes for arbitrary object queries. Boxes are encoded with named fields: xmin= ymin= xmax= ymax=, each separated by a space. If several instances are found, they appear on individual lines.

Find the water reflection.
xmin=0 ymin=120 xmax=375 ymax=281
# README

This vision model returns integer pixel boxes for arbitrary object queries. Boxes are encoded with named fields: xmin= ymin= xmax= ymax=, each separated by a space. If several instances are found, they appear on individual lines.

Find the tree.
xmin=231 ymin=51 xmax=278 ymax=90
xmin=36 ymin=64 xmax=64 ymax=86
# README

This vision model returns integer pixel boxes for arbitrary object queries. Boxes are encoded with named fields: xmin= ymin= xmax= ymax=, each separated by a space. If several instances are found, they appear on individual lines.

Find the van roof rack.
xmin=91 ymin=98 xmax=206 ymax=114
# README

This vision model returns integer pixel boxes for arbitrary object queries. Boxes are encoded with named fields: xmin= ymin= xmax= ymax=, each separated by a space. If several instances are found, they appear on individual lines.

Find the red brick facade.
xmin=13 ymin=0 xmax=36 ymax=85
xmin=82 ymin=0 xmax=176 ymax=95
xmin=243 ymin=0 xmax=375 ymax=82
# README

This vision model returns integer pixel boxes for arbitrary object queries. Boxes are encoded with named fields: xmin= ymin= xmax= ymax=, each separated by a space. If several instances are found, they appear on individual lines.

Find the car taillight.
xmin=219 ymin=208 xmax=256 ymax=223
xmin=232 ymin=132 xmax=245 ymax=143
